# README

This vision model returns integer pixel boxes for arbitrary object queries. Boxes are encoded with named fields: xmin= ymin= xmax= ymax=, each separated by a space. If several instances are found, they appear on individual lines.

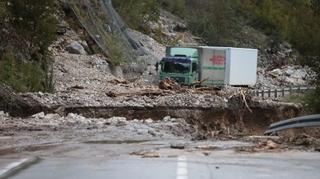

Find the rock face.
xmin=65 ymin=41 xmax=87 ymax=55
xmin=148 ymin=10 xmax=202 ymax=46
xmin=127 ymin=29 xmax=165 ymax=62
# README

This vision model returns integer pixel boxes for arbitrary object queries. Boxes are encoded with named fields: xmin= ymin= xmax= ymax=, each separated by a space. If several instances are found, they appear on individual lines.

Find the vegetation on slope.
xmin=0 ymin=0 xmax=57 ymax=92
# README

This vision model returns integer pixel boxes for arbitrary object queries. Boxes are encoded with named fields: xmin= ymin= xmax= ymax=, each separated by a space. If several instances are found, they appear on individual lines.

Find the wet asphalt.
xmin=5 ymin=140 xmax=320 ymax=179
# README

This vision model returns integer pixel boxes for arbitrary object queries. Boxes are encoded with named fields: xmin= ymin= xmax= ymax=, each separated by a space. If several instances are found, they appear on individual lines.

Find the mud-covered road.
xmin=2 ymin=136 xmax=320 ymax=179
xmin=1 ymin=110 xmax=320 ymax=178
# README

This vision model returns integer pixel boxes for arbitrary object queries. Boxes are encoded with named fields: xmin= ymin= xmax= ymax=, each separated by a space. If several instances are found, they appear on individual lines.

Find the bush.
xmin=106 ymin=35 xmax=126 ymax=66
xmin=0 ymin=51 xmax=53 ymax=92
xmin=158 ymin=0 xmax=186 ymax=17
xmin=0 ymin=0 xmax=57 ymax=92
xmin=304 ymin=88 xmax=320 ymax=113
xmin=112 ymin=0 xmax=160 ymax=33
xmin=187 ymin=0 xmax=235 ymax=46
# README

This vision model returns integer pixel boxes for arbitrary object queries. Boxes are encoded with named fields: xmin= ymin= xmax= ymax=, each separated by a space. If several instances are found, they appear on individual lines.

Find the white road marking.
xmin=0 ymin=158 xmax=29 ymax=176
xmin=177 ymin=156 xmax=188 ymax=179
xmin=0 ymin=157 xmax=39 ymax=178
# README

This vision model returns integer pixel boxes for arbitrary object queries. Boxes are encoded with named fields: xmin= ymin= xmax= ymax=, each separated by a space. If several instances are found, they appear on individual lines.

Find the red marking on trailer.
xmin=209 ymin=55 xmax=225 ymax=66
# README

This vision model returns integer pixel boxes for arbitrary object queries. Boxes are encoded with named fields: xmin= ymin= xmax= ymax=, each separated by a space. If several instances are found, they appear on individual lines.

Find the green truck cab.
xmin=159 ymin=47 xmax=199 ymax=85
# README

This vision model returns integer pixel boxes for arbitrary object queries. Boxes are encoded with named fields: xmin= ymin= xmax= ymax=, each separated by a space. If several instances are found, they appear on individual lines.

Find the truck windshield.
xmin=163 ymin=61 xmax=190 ymax=74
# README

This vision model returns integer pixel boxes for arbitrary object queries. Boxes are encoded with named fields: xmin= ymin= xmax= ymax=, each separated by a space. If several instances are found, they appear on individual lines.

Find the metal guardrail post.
xmin=254 ymin=86 xmax=315 ymax=99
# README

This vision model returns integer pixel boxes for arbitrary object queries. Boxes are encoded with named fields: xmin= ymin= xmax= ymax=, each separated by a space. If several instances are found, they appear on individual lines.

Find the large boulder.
xmin=66 ymin=41 xmax=87 ymax=55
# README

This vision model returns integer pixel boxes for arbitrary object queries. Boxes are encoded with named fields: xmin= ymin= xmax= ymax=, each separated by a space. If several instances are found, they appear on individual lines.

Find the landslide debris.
xmin=0 ymin=112 xmax=195 ymax=138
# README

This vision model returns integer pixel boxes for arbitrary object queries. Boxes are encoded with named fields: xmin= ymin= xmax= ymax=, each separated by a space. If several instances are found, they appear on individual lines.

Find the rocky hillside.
xmin=0 ymin=0 xmax=319 ymax=113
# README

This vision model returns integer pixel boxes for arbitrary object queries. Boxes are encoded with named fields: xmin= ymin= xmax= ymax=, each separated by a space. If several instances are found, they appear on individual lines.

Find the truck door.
xmin=200 ymin=49 xmax=226 ymax=86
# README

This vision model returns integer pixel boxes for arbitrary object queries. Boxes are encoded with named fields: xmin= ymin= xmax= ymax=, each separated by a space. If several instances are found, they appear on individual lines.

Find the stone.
xmin=106 ymin=117 xmax=128 ymax=126
xmin=148 ymin=130 xmax=157 ymax=136
xmin=141 ymin=151 xmax=160 ymax=158
xmin=67 ymin=113 xmax=86 ymax=122
xmin=79 ymin=40 xmax=89 ymax=50
xmin=44 ymin=113 xmax=61 ymax=120
xmin=170 ymin=143 xmax=185 ymax=150
xmin=0 ymin=111 xmax=6 ymax=117
xmin=145 ymin=118 xmax=153 ymax=123
xmin=284 ymin=68 xmax=295 ymax=76
xmin=163 ymin=116 xmax=171 ymax=121
xmin=66 ymin=41 xmax=87 ymax=55
xmin=173 ymin=23 xmax=187 ymax=32
xmin=291 ymin=70 xmax=307 ymax=79
xmin=170 ymin=118 xmax=178 ymax=122
xmin=266 ymin=140 xmax=279 ymax=149
xmin=32 ymin=112 xmax=45 ymax=119
xmin=130 ymin=151 xmax=160 ymax=158
xmin=270 ymin=69 xmax=283 ymax=76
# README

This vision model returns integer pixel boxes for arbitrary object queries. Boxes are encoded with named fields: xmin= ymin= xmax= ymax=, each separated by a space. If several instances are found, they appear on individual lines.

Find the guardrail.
xmin=265 ymin=114 xmax=320 ymax=135
xmin=254 ymin=86 xmax=316 ymax=98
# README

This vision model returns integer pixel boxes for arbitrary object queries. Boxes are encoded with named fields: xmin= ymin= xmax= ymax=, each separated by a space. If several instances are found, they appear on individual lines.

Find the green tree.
xmin=8 ymin=0 xmax=57 ymax=53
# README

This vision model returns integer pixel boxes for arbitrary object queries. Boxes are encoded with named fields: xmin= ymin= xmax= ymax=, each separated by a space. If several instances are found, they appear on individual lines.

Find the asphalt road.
xmin=9 ymin=150 xmax=320 ymax=179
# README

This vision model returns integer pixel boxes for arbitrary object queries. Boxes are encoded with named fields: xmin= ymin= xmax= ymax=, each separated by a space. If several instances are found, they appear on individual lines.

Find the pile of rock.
xmin=256 ymin=65 xmax=316 ymax=89
xmin=259 ymin=42 xmax=298 ymax=68
xmin=1 ymin=111 xmax=195 ymax=139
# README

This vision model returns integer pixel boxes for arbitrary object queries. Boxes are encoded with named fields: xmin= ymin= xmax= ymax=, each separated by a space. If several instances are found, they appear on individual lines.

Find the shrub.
xmin=106 ymin=35 xmax=126 ymax=66
xmin=112 ymin=0 xmax=160 ymax=33
xmin=187 ymin=0 xmax=235 ymax=46
xmin=0 ymin=0 xmax=57 ymax=92
xmin=158 ymin=0 xmax=186 ymax=17
xmin=0 ymin=51 xmax=53 ymax=92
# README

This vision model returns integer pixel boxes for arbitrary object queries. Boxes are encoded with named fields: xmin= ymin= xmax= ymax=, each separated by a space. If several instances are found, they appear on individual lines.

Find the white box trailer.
xmin=199 ymin=46 xmax=258 ymax=86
